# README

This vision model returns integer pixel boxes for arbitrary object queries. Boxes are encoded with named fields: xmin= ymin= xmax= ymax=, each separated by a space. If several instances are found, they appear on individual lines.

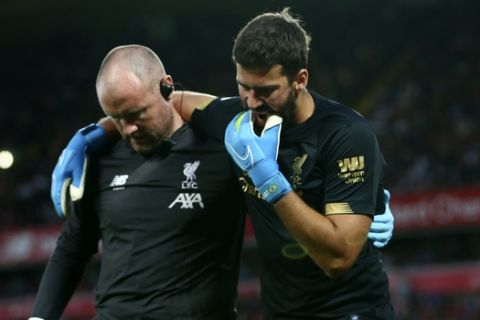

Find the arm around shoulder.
xmin=172 ymin=90 xmax=217 ymax=121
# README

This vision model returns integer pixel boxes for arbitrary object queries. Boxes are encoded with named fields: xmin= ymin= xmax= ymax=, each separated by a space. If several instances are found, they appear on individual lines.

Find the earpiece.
xmin=160 ymin=80 xmax=174 ymax=100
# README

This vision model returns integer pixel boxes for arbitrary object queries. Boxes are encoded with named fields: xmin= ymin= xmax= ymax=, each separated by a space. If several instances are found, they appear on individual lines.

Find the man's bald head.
xmin=96 ymin=44 xmax=165 ymax=98
xmin=95 ymin=45 xmax=182 ymax=154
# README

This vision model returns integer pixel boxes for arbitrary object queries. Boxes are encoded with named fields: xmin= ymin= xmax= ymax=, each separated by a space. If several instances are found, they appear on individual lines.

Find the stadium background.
xmin=1 ymin=0 xmax=479 ymax=318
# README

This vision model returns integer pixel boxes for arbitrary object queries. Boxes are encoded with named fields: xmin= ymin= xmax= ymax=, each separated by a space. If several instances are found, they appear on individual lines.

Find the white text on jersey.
xmin=110 ymin=174 xmax=129 ymax=190
xmin=168 ymin=193 xmax=205 ymax=209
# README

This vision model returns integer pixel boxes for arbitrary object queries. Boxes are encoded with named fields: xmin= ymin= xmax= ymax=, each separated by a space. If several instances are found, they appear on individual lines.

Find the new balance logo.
xmin=182 ymin=161 xmax=200 ymax=189
xmin=110 ymin=175 xmax=129 ymax=187
xmin=168 ymin=193 xmax=205 ymax=209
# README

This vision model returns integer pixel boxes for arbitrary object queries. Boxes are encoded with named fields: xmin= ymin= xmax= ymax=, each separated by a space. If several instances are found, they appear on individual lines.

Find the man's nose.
xmin=245 ymin=91 xmax=264 ymax=109
xmin=121 ymin=120 xmax=138 ymax=136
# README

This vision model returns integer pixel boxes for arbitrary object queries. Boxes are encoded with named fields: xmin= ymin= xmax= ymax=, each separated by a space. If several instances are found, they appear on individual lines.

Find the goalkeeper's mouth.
xmin=252 ymin=110 xmax=279 ymax=135
xmin=251 ymin=103 xmax=278 ymax=131
xmin=252 ymin=111 xmax=268 ymax=130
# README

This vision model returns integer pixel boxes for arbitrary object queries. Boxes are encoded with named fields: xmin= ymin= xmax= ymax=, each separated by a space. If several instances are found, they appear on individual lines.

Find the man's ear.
xmin=160 ymin=75 xmax=174 ymax=100
xmin=293 ymin=68 xmax=308 ymax=91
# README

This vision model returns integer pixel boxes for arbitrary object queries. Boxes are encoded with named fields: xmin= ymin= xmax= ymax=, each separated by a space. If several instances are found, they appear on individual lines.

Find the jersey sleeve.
xmin=323 ymin=122 xmax=385 ymax=216
xmin=191 ymin=97 xmax=244 ymax=142
xmin=31 ymin=171 xmax=100 ymax=319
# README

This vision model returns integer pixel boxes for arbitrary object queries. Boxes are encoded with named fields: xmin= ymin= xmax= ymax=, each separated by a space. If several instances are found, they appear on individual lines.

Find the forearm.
xmin=273 ymin=192 xmax=370 ymax=278
xmin=32 ymin=213 xmax=98 ymax=319
xmin=172 ymin=90 xmax=217 ymax=121
xmin=31 ymin=248 xmax=91 ymax=319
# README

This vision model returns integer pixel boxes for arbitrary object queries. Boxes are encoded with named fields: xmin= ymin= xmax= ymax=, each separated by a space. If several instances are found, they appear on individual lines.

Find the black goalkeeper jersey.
xmin=32 ymin=124 xmax=245 ymax=320
xmin=191 ymin=92 xmax=393 ymax=320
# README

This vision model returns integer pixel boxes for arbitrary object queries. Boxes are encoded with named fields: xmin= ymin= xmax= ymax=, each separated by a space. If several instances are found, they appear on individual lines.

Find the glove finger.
xmin=368 ymin=232 xmax=389 ymax=247
xmin=225 ymin=112 xmax=251 ymax=170
xmin=261 ymin=115 xmax=282 ymax=132
xmin=71 ymin=153 xmax=87 ymax=188
xmin=255 ymin=115 xmax=282 ymax=160
xmin=51 ymin=157 xmax=67 ymax=217
xmin=51 ymin=177 xmax=64 ymax=217
xmin=70 ymin=156 xmax=88 ymax=199
xmin=70 ymin=183 xmax=84 ymax=202
xmin=61 ymin=178 xmax=72 ymax=217
xmin=377 ymin=210 xmax=394 ymax=224
xmin=384 ymin=189 xmax=391 ymax=202
xmin=234 ymin=111 xmax=249 ymax=133
xmin=230 ymin=112 xmax=251 ymax=151
xmin=373 ymin=214 xmax=389 ymax=223
xmin=367 ymin=232 xmax=381 ymax=241
xmin=225 ymin=115 xmax=241 ymax=147
xmin=240 ymin=111 xmax=256 ymax=141
xmin=373 ymin=240 xmax=386 ymax=248
xmin=369 ymin=222 xmax=389 ymax=232
xmin=50 ymin=177 xmax=71 ymax=218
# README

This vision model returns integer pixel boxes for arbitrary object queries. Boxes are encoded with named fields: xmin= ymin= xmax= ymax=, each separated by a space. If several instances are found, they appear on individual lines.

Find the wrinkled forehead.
xmin=98 ymin=78 xmax=152 ymax=115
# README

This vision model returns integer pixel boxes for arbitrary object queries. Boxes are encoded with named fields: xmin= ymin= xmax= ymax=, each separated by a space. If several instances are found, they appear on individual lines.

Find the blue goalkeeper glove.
xmin=368 ymin=189 xmax=394 ymax=248
xmin=224 ymin=110 xmax=292 ymax=203
xmin=51 ymin=123 xmax=107 ymax=218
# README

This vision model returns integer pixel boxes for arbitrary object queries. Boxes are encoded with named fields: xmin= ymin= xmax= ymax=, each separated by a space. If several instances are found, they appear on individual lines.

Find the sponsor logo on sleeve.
xmin=337 ymin=156 xmax=365 ymax=184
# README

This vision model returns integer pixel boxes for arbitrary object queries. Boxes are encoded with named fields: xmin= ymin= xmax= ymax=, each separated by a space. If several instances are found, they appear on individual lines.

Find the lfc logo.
xmin=169 ymin=160 xmax=204 ymax=209
xmin=290 ymin=153 xmax=308 ymax=190
xmin=181 ymin=161 xmax=200 ymax=189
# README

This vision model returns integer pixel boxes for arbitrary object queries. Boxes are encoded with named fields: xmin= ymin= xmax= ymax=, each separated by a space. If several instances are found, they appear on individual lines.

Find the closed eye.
xmin=254 ymin=87 xmax=276 ymax=98
xmin=110 ymin=107 xmax=148 ymax=122
xmin=237 ymin=80 xmax=278 ymax=98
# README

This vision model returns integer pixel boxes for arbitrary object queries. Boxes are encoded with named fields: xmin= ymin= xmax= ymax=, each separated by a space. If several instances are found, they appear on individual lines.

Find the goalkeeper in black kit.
xmin=174 ymin=9 xmax=395 ymax=319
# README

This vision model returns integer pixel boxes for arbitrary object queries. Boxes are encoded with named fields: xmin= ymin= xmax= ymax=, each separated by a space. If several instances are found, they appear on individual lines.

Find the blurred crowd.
xmin=368 ymin=14 xmax=480 ymax=194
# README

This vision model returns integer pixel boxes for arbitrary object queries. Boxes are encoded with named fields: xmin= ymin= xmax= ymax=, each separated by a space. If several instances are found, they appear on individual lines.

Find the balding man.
xmin=30 ymin=45 xmax=245 ymax=320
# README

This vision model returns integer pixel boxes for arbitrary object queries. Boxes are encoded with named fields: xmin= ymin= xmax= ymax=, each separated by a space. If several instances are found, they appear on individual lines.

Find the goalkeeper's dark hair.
xmin=232 ymin=8 xmax=311 ymax=81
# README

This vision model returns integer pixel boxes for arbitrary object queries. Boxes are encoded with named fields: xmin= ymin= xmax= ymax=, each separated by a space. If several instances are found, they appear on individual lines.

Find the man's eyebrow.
xmin=236 ymin=80 xmax=279 ymax=91
xmin=109 ymin=106 xmax=148 ymax=120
